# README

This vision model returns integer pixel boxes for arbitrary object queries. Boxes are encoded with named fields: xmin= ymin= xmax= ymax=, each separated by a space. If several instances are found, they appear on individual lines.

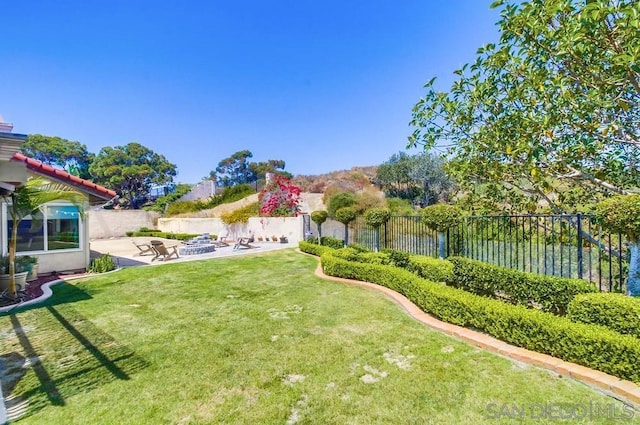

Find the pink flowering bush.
xmin=259 ymin=175 xmax=302 ymax=216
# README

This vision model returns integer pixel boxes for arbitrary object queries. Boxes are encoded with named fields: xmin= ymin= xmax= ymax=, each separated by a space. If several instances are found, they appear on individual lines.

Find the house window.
xmin=7 ymin=204 xmax=81 ymax=253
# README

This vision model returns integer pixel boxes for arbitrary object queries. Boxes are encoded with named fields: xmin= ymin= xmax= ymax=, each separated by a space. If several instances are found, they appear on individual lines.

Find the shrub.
xmin=320 ymin=253 xmax=640 ymax=383
xmin=310 ymin=210 xmax=328 ymax=226
xmin=421 ymin=204 xmax=464 ymax=232
xmin=407 ymin=255 xmax=453 ymax=283
xmin=298 ymin=241 xmax=334 ymax=256
xmin=447 ymin=257 xmax=597 ymax=315
xmin=221 ymin=202 xmax=260 ymax=224
xmin=125 ymin=231 xmax=198 ymax=241
xmin=88 ymin=254 xmax=117 ymax=273
xmin=334 ymin=206 xmax=357 ymax=225
xmin=346 ymin=243 xmax=371 ymax=253
xmin=320 ymin=236 xmax=344 ymax=249
xmin=364 ymin=207 xmax=391 ymax=228
xmin=596 ymin=194 xmax=640 ymax=241
xmin=568 ymin=293 xmax=640 ymax=338
xmin=327 ymin=192 xmax=357 ymax=218
xmin=381 ymin=248 xmax=411 ymax=269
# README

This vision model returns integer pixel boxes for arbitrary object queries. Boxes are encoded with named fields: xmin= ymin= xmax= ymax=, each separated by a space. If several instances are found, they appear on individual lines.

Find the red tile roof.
xmin=11 ymin=153 xmax=117 ymax=201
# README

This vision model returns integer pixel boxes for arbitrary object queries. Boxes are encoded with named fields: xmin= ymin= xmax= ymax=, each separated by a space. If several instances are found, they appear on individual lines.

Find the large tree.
xmin=21 ymin=134 xmax=95 ymax=180
xmin=375 ymin=151 xmax=454 ymax=206
xmin=89 ymin=142 xmax=176 ymax=208
xmin=409 ymin=0 xmax=640 ymax=213
xmin=212 ymin=150 xmax=255 ymax=186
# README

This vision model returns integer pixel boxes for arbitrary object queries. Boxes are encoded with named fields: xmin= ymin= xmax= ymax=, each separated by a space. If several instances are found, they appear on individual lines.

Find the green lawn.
xmin=1 ymin=249 xmax=637 ymax=424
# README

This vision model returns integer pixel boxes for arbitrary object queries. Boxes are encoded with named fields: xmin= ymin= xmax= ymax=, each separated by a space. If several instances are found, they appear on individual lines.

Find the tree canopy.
xmin=409 ymin=0 xmax=640 ymax=213
xmin=211 ymin=150 xmax=290 ymax=187
xmin=21 ymin=134 xmax=95 ymax=180
xmin=375 ymin=151 xmax=454 ymax=206
xmin=89 ymin=142 xmax=176 ymax=208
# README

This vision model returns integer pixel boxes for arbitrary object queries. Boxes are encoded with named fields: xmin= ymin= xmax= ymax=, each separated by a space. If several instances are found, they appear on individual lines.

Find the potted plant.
xmin=279 ymin=235 xmax=288 ymax=243
xmin=0 ymin=255 xmax=29 ymax=292
xmin=271 ymin=235 xmax=278 ymax=242
xmin=1 ymin=177 xmax=85 ymax=298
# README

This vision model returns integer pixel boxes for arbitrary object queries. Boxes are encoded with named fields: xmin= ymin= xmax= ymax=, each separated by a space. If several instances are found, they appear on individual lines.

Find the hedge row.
xmin=568 ymin=293 xmax=640 ymax=339
xmin=447 ymin=257 xmax=597 ymax=315
xmin=299 ymin=242 xmax=453 ymax=283
xmin=125 ymin=231 xmax=200 ymax=241
xmin=298 ymin=241 xmax=334 ymax=257
xmin=319 ymin=253 xmax=640 ymax=383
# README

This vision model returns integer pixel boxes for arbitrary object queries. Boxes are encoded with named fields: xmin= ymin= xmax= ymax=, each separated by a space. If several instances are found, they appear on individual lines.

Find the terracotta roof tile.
xmin=11 ymin=153 xmax=117 ymax=200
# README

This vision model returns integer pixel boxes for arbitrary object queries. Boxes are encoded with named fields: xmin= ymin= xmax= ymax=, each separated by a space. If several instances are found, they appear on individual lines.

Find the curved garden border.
xmin=300 ymin=250 xmax=640 ymax=408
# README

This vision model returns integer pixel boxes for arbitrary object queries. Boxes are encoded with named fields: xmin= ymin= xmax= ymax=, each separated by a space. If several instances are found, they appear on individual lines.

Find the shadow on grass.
xmin=1 ymin=301 xmax=149 ymax=421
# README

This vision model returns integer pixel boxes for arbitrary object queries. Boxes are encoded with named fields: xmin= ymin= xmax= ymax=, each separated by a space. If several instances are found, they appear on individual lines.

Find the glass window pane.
xmin=8 ymin=211 xmax=45 ymax=252
xmin=47 ymin=206 xmax=80 ymax=250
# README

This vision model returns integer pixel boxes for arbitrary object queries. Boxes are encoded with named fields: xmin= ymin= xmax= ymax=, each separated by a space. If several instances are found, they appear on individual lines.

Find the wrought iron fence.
xmin=352 ymin=214 xmax=628 ymax=293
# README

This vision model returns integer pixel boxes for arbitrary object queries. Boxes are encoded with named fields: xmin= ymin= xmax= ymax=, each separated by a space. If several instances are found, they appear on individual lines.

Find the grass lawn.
xmin=0 ymin=249 xmax=637 ymax=424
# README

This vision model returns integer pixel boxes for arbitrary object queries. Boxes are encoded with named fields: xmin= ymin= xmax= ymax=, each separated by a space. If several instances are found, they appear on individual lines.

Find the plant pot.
xmin=26 ymin=263 xmax=39 ymax=282
xmin=0 ymin=271 xmax=29 ymax=292
xmin=279 ymin=237 xmax=288 ymax=243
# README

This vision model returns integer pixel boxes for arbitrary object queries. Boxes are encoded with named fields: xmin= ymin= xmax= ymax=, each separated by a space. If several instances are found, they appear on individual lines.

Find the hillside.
xmin=292 ymin=165 xmax=378 ymax=193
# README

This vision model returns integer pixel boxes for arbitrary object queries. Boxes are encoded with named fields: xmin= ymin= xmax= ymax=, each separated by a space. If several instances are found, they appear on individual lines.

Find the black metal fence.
xmin=352 ymin=214 xmax=628 ymax=293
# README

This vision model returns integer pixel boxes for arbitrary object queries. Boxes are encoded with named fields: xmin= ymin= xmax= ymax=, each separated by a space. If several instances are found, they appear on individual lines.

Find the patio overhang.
xmin=0 ymin=131 xmax=28 ymax=188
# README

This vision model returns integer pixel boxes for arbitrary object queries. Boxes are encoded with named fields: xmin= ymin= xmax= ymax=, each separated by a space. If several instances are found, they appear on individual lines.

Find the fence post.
xmin=576 ymin=213 xmax=583 ymax=279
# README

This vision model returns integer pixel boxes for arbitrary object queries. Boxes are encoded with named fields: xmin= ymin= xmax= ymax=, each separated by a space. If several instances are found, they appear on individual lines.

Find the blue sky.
xmin=1 ymin=1 xmax=500 ymax=184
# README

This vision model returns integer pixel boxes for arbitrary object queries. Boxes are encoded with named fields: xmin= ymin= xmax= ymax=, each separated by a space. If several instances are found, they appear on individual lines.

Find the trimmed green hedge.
xmin=568 ymin=293 xmax=640 ymax=339
xmin=447 ymin=257 xmax=597 ymax=315
xmin=319 ymin=253 xmax=640 ymax=384
xmin=125 ymin=231 xmax=199 ymax=241
xmin=298 ymin=241 xmax=334 ymax=257
xmin=407 ymin=255 xmax=453 ymax=283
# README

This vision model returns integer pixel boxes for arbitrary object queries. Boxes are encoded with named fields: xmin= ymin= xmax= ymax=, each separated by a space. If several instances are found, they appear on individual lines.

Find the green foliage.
xmin=317 ymin=236 xmax=344 ymax=249
xmin=310 ymin=210 xmax=328 ymax=226
xmin=346 ymin=243 xmax=371 ymax=253
xmin=21 ymin=134 xmax=95 ymax=180
xmin=320 ymin=253 xmax=640 ymax=384
xmin=407 ymin=256 xmax=453 ymax=283
xmin=145 ymin=183 xmax=192 ymax=213
xmin=298 ymin=241 xmax=334 ymax=256
xmin=409 ymin=0 xmax=640 ymax=213
xmin=1 ymin=255 xmax=34 ymax=274
xmin=596 ymin=194 xmax=640 ymax=241
xmin=124 ymin=231 xmax=199 ymax=240
xmin=334 ymin=207 xmax=357 ymax=225
xmin=375 ymin=151 xmax=455 ymax=205
xmin=448 ymin=257 xmax=597 ymax=315
xmin=165 ymin=184 xmax=255 ymax=216
xmin=212 ymin=151 xmax=290 ymax=187
xmin=363 ymin=207 xmax=391 ymax=228
xmin=221 ymin=202 xmax=260 ymax=224
xmin=421 ymin=204 xmax=464 ymax=232
xmin=568 ymin=293 xmax=640 ymax=339
xmin=386 ymin=197 xmax=417 ymax=215
xmin=380 ymin=248 xmax=411 ymax=269
xmin=89 ymin=142 xmax=176 ymax=209
xmin=88 ymin=254 xmax=117 ymax=273
xmin=327 ymin=192 xmax=356 ymax=218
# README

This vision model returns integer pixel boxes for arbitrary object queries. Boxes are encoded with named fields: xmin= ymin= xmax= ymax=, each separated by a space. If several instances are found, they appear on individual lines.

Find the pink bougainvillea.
xmin=259 ymin=175 xmax=302 ymax=217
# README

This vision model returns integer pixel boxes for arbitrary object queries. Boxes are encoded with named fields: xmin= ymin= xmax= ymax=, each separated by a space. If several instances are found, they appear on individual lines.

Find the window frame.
xmin=2 ymin=201 xmax=84 ymax=255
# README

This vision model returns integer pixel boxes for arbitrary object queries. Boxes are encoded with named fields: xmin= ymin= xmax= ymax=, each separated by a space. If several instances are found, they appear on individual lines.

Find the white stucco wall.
xmin=89 ymin=210 xmax=161 ymax=239
xmin=158 ymin=216 xmax=305 ymax=242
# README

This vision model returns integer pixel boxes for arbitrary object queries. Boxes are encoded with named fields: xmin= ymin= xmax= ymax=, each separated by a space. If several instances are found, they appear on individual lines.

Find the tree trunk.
xmin=344 ymin=224 xmax=349 ymax=248
xmin=438 ymin=231 xmax=446 ymax=259
xmin=318 ymin=224 xmax=322 ymax=245
xmin=628 ymin=242 xmax=640 ymax=296
xmin=374 ymin=227 xmax=380 ymax=252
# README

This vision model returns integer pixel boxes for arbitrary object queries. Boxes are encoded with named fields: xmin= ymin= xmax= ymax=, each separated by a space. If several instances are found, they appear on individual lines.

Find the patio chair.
xmin=150 ymin=240 xmax=180 ymax=261
xmin=132 ymin=240 xmax=155 ymax=256
xmin=214 ymin=230 xmax=231 ymax=247
xmin=233 ymin=234 xmax=255 ymax=250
